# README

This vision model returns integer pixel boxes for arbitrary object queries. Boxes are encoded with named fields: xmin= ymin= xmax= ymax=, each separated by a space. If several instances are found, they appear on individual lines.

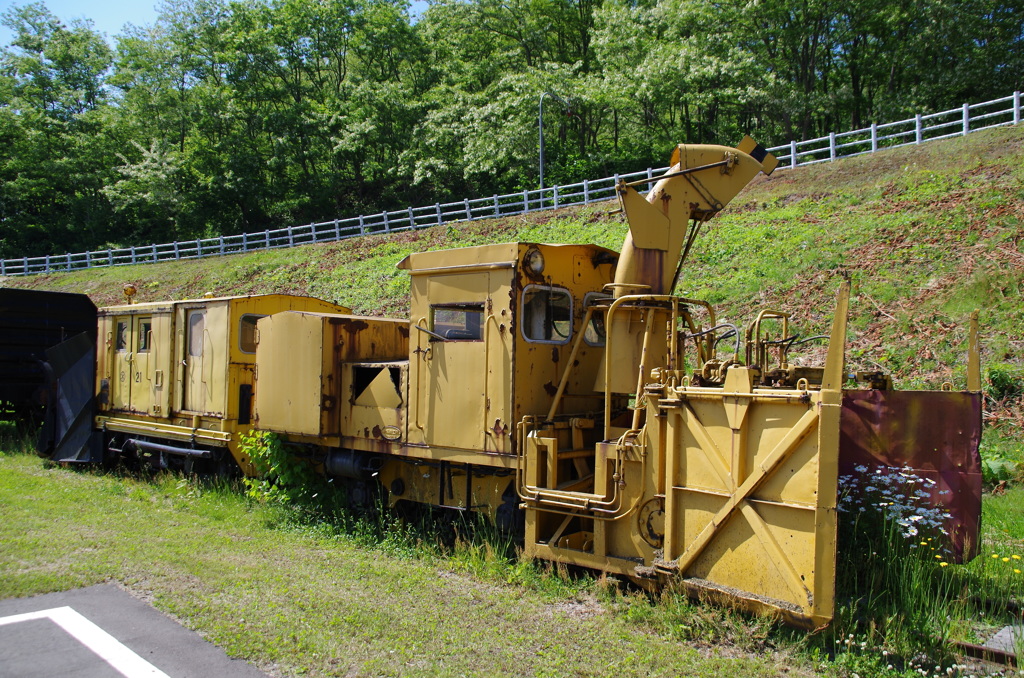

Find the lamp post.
xmin=539 ymin=91 xmax=568 ymax=192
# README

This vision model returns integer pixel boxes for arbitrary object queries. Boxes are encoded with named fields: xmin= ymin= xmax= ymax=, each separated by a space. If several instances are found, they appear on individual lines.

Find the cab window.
xmin=239 ymin=314 xmax=265 ymax=354
xmin=115 ymin=321 xmax=128 ymax=351
xmin=583 ymin=292 xmax=610 ymax=346
xmin=137 ymin=319 xmax=152 ymax=352
xmin=521 ymin=285 xmax=572 ymax=344
xmin=187 ymin=311 xmax=205 ymax=357
xmin=431 ymin=304 xmax=484 ymax=341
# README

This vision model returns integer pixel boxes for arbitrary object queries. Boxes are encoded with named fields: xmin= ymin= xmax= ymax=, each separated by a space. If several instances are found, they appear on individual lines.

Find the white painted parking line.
xmin=0 ymin=606 xmax=170 ymax=678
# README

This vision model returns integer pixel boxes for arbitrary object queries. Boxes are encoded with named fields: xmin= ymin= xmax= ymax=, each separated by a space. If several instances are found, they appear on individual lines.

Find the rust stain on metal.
xmin=839 ymin=390 xmax=983 ymax=562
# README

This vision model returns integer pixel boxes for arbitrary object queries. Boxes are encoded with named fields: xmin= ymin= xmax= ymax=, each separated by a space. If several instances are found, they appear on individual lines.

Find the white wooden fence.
xmin=2 ymin=92 xmax=1020 ymax=277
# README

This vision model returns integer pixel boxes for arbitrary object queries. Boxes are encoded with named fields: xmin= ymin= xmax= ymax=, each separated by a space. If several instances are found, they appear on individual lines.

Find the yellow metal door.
xmin=110 ymin=316 xmax=132 ymax=411
xmin=421 ymin=303 xmax=488 ymax=451
xmin=182 ymin=309 xmax=207 ymax=412
xmin=409 ymin=270 xmax=513 ymax=453
xmin=130 ymin=317 xmax=153 ymax=413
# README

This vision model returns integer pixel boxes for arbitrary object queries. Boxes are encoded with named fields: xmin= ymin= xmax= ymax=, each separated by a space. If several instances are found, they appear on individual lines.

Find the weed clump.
xmin=827 ymin=464 xmax=1024 ymax=675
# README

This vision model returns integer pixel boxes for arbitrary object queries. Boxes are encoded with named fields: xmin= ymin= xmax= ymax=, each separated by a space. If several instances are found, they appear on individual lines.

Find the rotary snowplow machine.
xmin=33 ymin=138 xmax=983 ymax=629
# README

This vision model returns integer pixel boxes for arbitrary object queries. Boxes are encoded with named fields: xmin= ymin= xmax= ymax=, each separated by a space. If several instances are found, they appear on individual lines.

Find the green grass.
xmin=0 ymin=439 xmax=810 ymax=678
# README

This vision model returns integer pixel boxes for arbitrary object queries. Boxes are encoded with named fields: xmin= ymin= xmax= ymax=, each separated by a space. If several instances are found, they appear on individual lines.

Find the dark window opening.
xmin=115 ymin=321 xmax=128 ymax=351
xmin=138 ymin=319 xmax=152 ymax=352
xmin=239 ymin=314 xmax=264 ymax=354
xmin=238 ymin=384 xmax=253 ymax=425
xmin=431 ymin=304 xmax=484 ymax=341
xmin=583 ymin=292 xmax=610 ymax=347
xmin=522 ymin=286 xmax=572 ymax=344
xmin=351 ymin=365 xmax=402 ymax=402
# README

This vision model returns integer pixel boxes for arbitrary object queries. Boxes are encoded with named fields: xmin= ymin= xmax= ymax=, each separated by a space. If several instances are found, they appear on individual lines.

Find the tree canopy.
xmin=0 ymin=0 xmax=1020 ymax=257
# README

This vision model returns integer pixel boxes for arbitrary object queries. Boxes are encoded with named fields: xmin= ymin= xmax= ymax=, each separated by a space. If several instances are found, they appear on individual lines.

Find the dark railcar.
xmin=0 ymin=288 xmax=97 ymax=422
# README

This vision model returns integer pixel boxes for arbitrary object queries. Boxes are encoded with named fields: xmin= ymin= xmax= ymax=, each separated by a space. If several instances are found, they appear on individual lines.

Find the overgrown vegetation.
xmin=225 ymin=427 xmax=1024 ymax=676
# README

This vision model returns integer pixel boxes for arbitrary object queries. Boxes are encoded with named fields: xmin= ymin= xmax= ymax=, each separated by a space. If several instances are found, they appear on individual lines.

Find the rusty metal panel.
xmin=658 ymin=368 xmax=841 ymax=628
xmin=342 ymin=362 xmax=406 ymax=444
xmin=327 ymin=316 xmax=409 ymax=362
xmin=256 ymin=313 xmax=410 ymax=439
xmin=839 ymin=390 xmax=983 ymax=562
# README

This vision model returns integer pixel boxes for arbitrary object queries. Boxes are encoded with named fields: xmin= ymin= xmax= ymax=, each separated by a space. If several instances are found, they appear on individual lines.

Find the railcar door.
xmin=411 ymin=270 xmax=513 ymax=454
xmin=130 ymin=317 xmax=153 ymax=413
xmin=111 ymin=317 xmax=132 ymax=411
xmin=182 ymin=309 xmax=207 ymax=412
xmin=110 ymin=315 xmax=154 ymax=413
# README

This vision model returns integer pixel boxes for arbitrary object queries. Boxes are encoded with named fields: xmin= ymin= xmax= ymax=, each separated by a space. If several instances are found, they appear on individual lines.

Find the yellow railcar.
xmin=95 ymin=293 xmax=349 ymax=473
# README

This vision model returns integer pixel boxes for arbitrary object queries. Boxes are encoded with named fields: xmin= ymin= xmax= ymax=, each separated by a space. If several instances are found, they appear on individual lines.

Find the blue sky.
xmin=0 ymin=1 xmax=161 ymax=43
xmin=1 ymin=1 xmax=429 ymax=46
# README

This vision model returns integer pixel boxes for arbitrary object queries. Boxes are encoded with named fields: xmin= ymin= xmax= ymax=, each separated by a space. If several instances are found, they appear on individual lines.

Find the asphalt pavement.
xmin=0 ymin=585 xmax=268 ymax=678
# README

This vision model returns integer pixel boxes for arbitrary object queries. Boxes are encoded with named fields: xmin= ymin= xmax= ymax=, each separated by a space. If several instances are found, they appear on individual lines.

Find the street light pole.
xmin=539 ymin=91 xmax=567 ymax=192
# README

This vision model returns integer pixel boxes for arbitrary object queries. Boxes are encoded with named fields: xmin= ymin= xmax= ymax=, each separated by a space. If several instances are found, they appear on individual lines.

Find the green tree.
xmin=0 ymin=2 xmax=118 ymax=257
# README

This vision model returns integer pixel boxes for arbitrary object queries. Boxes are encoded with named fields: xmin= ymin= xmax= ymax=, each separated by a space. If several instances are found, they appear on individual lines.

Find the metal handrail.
xmin=3 ymin=92 xmax=1020 ymax=277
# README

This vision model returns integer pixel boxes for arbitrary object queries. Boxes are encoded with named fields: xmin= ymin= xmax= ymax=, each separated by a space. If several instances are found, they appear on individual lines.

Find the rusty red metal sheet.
xmin=839 ymin=390 xmax=983 ymax=562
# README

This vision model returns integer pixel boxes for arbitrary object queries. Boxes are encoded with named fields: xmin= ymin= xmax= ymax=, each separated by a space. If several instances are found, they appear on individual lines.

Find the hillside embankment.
xmin=4 ymin=126 xmax=1022 ymax=448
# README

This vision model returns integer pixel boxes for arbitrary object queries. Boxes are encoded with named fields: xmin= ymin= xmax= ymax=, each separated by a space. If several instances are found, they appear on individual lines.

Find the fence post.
xmin=241 ymin=232 xmax=248 ymax=251
xmin=358 ymin=215 xmax=365 ymax=235
xmin=67 ymin=253 xmax=72 ymax=271
xmin=962 ymin=103 xmax=970 ymax=136
xmin=646 ymin=167 xmax=653 ymax=188
xmin=24 ymin=256 xmax=29 ymax=273
xmin=871 ymin=123 xmax=878 ymax=153
xmin=264 ymin=230 xmax=270 ymax=249
xmin=553 ymin=185 xmax=559 ymax=209
xmin=790 ymin=141 xmax=798 ymax=167
xmin=493 ymin=195 xmax=499 ymax=216
xmin=195 ymin=239 xmax=202 ymax=258
xmin=583 ymin=180 xmax=590 ymax=204
xmin=333 ymin=219 xmax=340 ymax=240
xmin=383 ymin=211 xmax=391 ymax=232
xmin=287 ymin=225 xmax=295 ymax=247
xmin=152 ymin=244 xmax=157 ymax=262
xmin=1 ymin=259 xmax=5 ymax=276
xmin=1014 ymin=91 xmax=1021 ymax=125
xmin=915 ymin=114 xmax=923 ymax=144
xmin=522 ymin=190 xmax=529 ymax=212
xmin=435 ymin=203 xmax=442 ymax=225
xmin=219 ymin=236 xmax=224 ymax=254
xmin=464 ymin=199 xmax=471 ymax=221
xmin=829 ymin=132 xmax=836 ymax=161
xmin=407 ymin=207 xmax=415 ymax=229
xmin=108 ymin=249 xmax=113 ymax=266
xmin=173 ymin=242 xmax=180 ymax=260
xmin=310 ymin=223 xmax=317 ymax=244
xmin=44 ymin=254 xmax=50 ymax=273
xmin=131 ymin=246 xmax=137 ymax=264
